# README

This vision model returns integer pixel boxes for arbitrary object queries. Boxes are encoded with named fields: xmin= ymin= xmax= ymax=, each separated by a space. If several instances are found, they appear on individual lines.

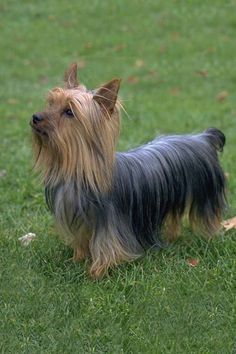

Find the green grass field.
xmin=0 ymin=1 xmax=236 ymax=353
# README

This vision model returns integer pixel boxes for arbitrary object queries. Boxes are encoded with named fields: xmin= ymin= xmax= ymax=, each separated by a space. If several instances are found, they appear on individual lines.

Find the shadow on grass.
xmin=23 ymin=226 xmax=233 ymax=286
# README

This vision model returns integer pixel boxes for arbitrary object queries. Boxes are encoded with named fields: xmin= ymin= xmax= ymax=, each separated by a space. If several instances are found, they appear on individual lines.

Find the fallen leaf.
xmin=113 ymin=43 xmax=126 ymax=52
xmin=84 ymin=42 xmax=93 ymax=49
xmin=170 ymin=87 xmax=181 ymax=96
xmin=171 ymin=32 xmax=180 ymax=40
xmin=222 ymin=216 xmax=236 ymax=231
xmin=195 ymin=70 xmax=208 ymax=78
xmin=148 ymin=69 xmax=157 ymax=76
xmin=135 ymin=59 xmax=144 ymax=68
xmin=48 ymin=15 xmax=56 ymax=21
xmin=187 ymin=258 xmax=199 ymax=267
xmin=206 ymin=47 xmax=216 ymax=54
xmin=127 ymin=75 xmax=140 ymax=84
xmin=0 ymin=170 xmax=7 ymax=178
xmin=216 ymin=91 xmax=229 ymax=102
xmin=19 ymin=233 xmax=37 ymax=246
xmin=146 ymin=70 xmax=160 ymax=81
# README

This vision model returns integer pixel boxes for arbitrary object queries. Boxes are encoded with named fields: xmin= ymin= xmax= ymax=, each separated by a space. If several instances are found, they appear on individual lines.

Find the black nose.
xmin=32 ymin=114 xmax=43 ymax=124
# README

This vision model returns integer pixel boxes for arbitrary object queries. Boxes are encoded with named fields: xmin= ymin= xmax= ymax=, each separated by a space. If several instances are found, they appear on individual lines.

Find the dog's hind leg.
xmin=89 ymin=225 xmax=142 ymax=278
xmin=163 ymin=213 xmax=182 ymax=242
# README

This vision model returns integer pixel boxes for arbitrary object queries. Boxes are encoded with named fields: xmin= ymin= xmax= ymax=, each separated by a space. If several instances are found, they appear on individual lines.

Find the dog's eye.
xmin=64 ymin=109 xmax=74 ymax=117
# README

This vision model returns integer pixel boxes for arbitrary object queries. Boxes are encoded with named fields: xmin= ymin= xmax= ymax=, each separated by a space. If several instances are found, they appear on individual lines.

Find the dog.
xmin=31 ymin=63 xmax=226 ymax=278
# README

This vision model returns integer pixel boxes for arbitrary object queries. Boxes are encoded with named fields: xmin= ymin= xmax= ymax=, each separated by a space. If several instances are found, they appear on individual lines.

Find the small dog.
xmin=31 ymin=63 xmax=226 ymax=278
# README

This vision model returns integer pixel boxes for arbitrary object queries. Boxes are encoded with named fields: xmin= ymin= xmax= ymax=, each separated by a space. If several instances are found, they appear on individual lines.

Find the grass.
xmin=0 ymin=0 xmax=236 ymax=353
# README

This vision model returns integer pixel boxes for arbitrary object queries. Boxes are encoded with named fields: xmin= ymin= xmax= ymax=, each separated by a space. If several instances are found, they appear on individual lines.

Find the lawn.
xmin=0 ymin=0 xmax=235 ymax=353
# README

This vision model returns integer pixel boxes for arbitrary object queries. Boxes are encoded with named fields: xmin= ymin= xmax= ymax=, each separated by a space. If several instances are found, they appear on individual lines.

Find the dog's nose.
xmin=32 ymin=114 xmax=43 ymax=124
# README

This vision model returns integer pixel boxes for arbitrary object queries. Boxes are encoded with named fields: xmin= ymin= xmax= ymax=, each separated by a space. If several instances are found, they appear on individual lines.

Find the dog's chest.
xmin=45 ymin=183 xmax=85 ymax=229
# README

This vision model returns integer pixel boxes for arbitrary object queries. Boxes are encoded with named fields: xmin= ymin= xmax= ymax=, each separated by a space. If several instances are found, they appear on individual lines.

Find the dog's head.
xmin=31 ymin=63 xmax=121 ymax=191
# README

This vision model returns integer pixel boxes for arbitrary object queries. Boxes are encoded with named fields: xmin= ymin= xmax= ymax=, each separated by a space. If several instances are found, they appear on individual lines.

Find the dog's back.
xmin=107 ymin=128 xmax=226 ymax=248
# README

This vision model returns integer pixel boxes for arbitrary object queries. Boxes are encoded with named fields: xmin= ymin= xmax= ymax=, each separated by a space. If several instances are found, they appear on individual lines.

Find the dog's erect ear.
xmin=64 ymin=63 xmax=79 ymax=89
xmin=93 ymin=79 xmax=121 ymax=114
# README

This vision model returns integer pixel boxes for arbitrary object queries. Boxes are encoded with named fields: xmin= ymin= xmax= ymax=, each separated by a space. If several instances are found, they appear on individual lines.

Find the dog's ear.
xmin=64 ymin=63 xmax=79 ymax=89
xmin=93 ymin=79 xmax=121 ymax=115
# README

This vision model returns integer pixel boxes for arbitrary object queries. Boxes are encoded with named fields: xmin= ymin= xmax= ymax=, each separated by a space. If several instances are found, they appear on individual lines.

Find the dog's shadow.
xmin=28 ymin=239 xmax=89 ymax=283
xmin=27 ymin=228 xmax=226 ymax=284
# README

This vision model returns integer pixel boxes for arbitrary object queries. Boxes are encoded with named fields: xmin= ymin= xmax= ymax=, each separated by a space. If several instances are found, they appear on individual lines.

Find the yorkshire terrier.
xmin=31 ymin=63 xmax=226 ymax=278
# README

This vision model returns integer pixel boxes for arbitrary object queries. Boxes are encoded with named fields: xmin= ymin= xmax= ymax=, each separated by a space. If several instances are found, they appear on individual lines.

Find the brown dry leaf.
xmin=206 ymin=47 xmax=216 ymax=54
xmin=216 ymin=90 xmax=229 ymax=102
xmin=48 ymin=15 xmax=56 ymax=21
xmin=127 ymin=75 xmax=140 ymax=84
xmin=171 ymin=32 xmax=180 ymax=40
xmin=148 ymin=69 xmax=157 ymax=76
xmin=222 ymin=216 xmax=236 ymax=231
xmin=147 ymin=69 xmax=159 ymax=80
xmin=135 ymin=59 xmax=144 ymax=68
xmin=170 ymin=87 xmax=181 ymax=96
xmin=187 ymin=258 xmax=199 ymax=267
xmin=113 ymin=43 xmax=126 ymax=52
xmin=84 ymin=42 xmax=93 ymax=49
xmin=196 ymin=70 xmax=208 ymax=78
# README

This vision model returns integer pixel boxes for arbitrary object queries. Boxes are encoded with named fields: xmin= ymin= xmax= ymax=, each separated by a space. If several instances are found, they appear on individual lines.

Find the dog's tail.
xmin=204 ymin=128 xmax=225 ymax=152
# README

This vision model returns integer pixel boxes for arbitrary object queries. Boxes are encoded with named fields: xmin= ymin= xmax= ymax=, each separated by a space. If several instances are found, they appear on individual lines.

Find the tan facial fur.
xmin=32 ymin=64 xmax=121 ymax=193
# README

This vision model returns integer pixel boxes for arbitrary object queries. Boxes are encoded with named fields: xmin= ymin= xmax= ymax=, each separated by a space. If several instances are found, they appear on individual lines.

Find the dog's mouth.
xmin=30 ymin=122 xmax=48 ymax=137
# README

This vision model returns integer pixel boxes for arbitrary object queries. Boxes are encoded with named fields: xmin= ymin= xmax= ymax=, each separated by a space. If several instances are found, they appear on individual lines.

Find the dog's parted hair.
xmin=31 ymin=63 xmax=227 ymax=278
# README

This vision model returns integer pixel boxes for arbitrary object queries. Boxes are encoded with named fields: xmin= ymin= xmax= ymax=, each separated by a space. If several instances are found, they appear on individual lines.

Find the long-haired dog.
xmin=31 ymin=63 xmax=226 ymax=278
